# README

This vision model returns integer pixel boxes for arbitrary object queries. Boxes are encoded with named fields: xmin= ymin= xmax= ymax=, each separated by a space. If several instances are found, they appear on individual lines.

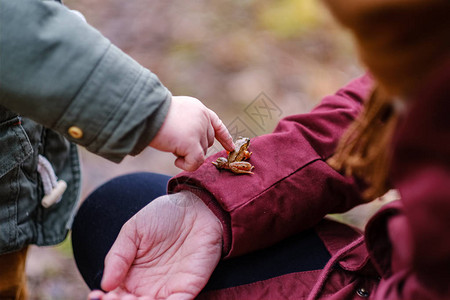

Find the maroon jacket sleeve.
xmin=168 ymin=75 xmax=373 ymax=258
xmin=366 ymin=60 xmax=450 ymax=299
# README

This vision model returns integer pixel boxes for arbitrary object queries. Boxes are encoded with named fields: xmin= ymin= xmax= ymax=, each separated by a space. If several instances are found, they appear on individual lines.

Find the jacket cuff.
xmin=55 ymin=44 xmax=171 ymax=162
xmin=168 ymin=182 xmax=233 ymax=257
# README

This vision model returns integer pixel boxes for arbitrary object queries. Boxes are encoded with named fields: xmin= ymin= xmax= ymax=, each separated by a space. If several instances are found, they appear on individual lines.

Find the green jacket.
xmin=0 ymin=0 xmax=171 ymax=253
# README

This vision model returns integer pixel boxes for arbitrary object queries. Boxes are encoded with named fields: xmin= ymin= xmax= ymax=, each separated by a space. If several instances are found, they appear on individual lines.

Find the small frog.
xmin=212 ymin=137 xmax=254 ymax=174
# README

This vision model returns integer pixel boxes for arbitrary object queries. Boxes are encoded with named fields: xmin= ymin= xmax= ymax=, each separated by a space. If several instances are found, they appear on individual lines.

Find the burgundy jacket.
xmin=168 ymin=62 xmax=450 ymax=299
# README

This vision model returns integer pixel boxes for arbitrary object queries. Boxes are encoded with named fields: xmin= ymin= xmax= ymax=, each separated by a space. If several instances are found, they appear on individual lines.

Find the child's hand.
xmin=149 ymin=96 xmax=234 ymax=171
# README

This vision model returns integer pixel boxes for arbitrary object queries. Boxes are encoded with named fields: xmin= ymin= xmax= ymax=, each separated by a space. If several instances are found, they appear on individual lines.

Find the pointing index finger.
xmin=208 ymin=109 xmax=235 ymax=152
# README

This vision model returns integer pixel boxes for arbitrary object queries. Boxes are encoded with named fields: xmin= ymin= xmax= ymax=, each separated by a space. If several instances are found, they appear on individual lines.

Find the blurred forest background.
xmin=25 ymin=0 xmax=378 ymax=299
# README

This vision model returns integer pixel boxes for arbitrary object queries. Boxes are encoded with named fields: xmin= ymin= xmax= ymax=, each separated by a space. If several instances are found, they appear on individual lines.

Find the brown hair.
xmin=323 ymin=0 xmax=450 ymax=200
xmin=327 ymin=88 xmax=399 ymax=200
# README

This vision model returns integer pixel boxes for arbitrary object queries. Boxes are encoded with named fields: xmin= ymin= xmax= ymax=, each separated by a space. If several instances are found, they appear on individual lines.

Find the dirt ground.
xmin=24 ymin=0 xmax=383 ymax=299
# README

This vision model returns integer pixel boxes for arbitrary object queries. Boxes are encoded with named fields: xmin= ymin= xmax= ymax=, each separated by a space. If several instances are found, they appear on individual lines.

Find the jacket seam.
xmin=229 ymin=157 xmax=322 ymax=212
xmin=9 ymin=168 xmax=20 ymax=252
xmin=87 ymin=66 xmax=145 ymax=153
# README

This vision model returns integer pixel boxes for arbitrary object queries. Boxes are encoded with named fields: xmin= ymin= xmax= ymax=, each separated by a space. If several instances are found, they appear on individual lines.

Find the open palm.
xmin=89 ymin=191 xmax=223 ymax=300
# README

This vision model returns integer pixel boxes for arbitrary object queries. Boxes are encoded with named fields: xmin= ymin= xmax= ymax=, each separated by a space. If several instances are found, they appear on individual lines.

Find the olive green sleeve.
xmin=0 ymin=0 xmax=171 ymax=162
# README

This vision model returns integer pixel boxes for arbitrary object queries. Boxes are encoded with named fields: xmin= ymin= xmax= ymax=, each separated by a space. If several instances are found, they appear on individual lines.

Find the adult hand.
xmin=149 ymin=96 xmax=234 ymax=171
xmin=87 ymin=191 xmax=223 ymax=300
